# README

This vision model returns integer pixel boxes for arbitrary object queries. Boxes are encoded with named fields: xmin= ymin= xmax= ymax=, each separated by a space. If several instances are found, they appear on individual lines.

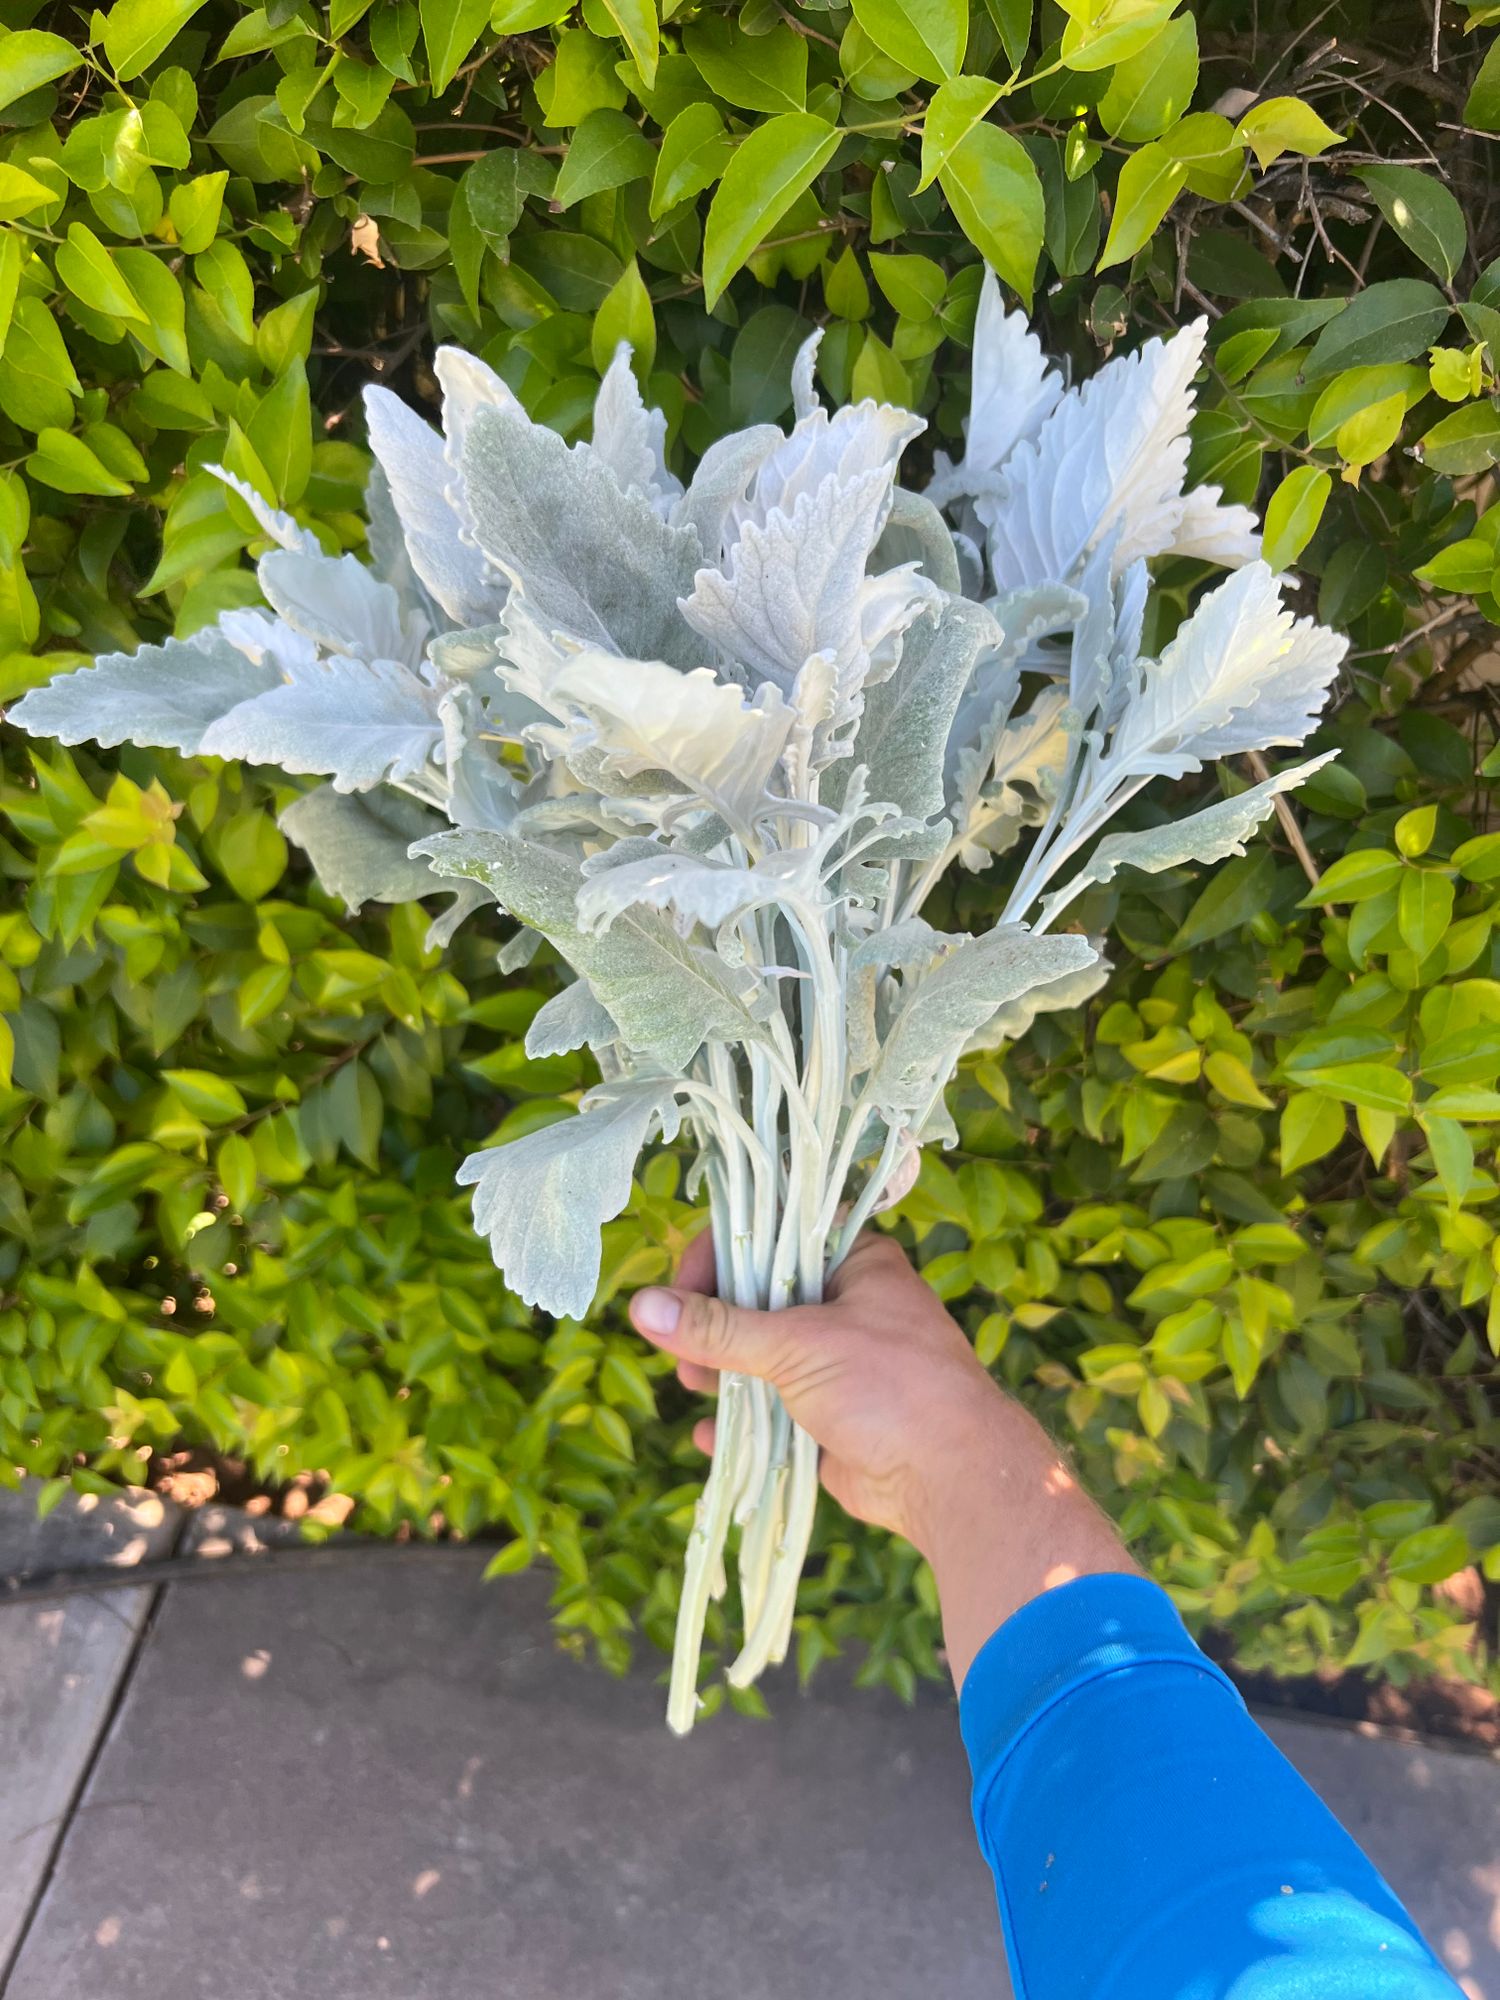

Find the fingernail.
xmin=632 ymin=1288 xmax=682 ymax=1339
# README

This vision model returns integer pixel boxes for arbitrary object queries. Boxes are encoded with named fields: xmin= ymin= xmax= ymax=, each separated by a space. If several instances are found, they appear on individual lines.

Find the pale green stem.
xmin=666 ymin=1163 xmax=754 ymax=1736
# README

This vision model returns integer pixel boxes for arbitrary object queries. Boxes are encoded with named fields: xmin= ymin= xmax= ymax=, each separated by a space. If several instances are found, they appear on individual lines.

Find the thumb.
xmin=630 ymin=1286 xmax=786 ymax=1380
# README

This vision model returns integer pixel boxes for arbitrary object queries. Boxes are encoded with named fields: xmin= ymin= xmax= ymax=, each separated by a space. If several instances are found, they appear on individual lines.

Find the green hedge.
xmin=2 ymin=0 xmax=1499 ymax=1706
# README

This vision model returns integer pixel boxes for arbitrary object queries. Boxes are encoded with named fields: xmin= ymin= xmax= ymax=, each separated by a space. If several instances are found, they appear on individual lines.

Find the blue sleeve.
xmin=958 ymin=1574 xmax=1464 ymax=2000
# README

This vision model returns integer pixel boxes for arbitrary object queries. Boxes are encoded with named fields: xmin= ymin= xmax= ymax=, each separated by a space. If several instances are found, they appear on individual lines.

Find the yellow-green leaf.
xmin=939 ymin=122 xmax=1043 ymax=304
xmin=702 ymin=113 xmax=840 ymax=310
xmin=1397 ymin=868 xmax=1454 ymax=962
xmin=599 ymin=0 xmax=658 ymax=88
xmin=420 ymin=0 xmax=491 ymax=93
xmin=1059 ymin=0 xmax=1178 ymax=73
xmin=0 ymin=29 xmax=81 ymax=115
xmin=1279 ymin=1092 xmax=1345 ymax=1172
xmin=592 ymin=256 xmax=655 ymax=377
xmin=1335 ymin=392 xmax=1406 ymax=474
xmin=849 ymin=0 xmax=966 ymax=83
xmin=1262 ymin=466 xmax=1330 ymax=572
xmin=1232 ymin=94 xmax=1344 ymax=171
xmin=27 ymin=428 xmax=133 ymax=498
xmin=917 ymin=74 xmax=1000 ymax=191
xmin=650 ymin=101 xmax=730 ymax=219
xmin=55 ymin=222 xmax=147 ymax=326
xmin=101 ymin=0 xmax=210 ymax=81
xmin=1097 ymin=12 xmax=1197 ymax=142
xmin=1098 ymin=140 xmax=1187 ymax=269
xmin=163 ymin=1068 xmax=248 ymax=1123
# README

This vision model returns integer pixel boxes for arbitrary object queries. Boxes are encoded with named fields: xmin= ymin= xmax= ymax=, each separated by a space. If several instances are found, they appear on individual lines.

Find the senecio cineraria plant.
xmin=13 ymin=274 xmax=1345 ymax=1733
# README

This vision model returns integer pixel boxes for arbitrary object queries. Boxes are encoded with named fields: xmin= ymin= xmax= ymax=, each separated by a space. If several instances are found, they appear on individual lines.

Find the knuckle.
xmin=692 ymin=1294 xmax=736 ymax=1358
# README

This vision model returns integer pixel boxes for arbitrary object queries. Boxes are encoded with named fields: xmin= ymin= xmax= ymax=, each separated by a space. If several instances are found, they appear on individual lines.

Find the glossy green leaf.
xmin=917 ymin=75 xmax=1000 ymax=192
xmin=56 ymin=223 xmax=146 ymax=325
xmin=421 ymin=0 xmax=491 ymax=93
xmin=1397 ymin=869 xmax=1454 ymax=962
xmin=28 ymin=428 xmax=133 ymax=498
xmin=1262 ymin=467 xmax=1329 ymax=573
xmin=553 ymin=107 xmax=653 ymax=208
xmin=1098 ymin=139 xmax=1188 ymax=269
xmin=651 ymin=102 xmax=731 ymax=218
xmin=1418 ymin=403 xmax=1500 ymax=477
xmin=1232 ymin=95 xmax=1344 ymax=170
xmin=939 ymin=123 xmax=1044 ymax=303
xmin=702 ymin=113 xmax=839 ymax=310
xmin=683 ymin=19 xmax=806 ymax=115
xmin=592 ymin=256 xmax=655 ymax=376
xmin=1097 ymin=13 xmax=1197 ymax=142
xmin=1355 ymin=165 xmax=1467 ymax=286
xmin=599 ymin=0 xmax=658 ymax=88
xmin=1059 ymin=0 xmax=1177 ymax=71
xmin=849 ymin=0 xmax=966 ymax=83
xmin=1303 ymin=280 xmax=1452 ymax=380
xmin=101 ymin=0 xmax=209 ymax=78
xmin=0 ymin=29 xmax=80 ymax=113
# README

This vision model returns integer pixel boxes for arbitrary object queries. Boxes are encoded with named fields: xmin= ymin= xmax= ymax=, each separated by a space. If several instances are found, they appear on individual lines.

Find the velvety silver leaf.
xmin=590 ymin=346 xmax=682 ymax=513
xmin=828 ymin=597 xmax=1001 ymax=856
xmin=945 ymin=584 xmax=1082 ymax=803
xmin=968 ymin=952 xmax=1112 ymax=1051
xmin=363 ymin=385 xmax=503 ymax=627
xmin=206 ymin=463 xmax=320 ymax=554
xmin=869 ymin=926 xmax=1097 ymax=1116
xmin=1042 ymin=751 xmax=1339 ymax=926
xmin=671 ymin=424 xmax=783 ymax=560
xmin=414 ymin=829 xmax=765 ymax=1069
xmin=543 ymin=655 xmax=794 ymax=834
xmin=462 ymin=404 xmax=708 ymax=666
xmin=954 ymin=688 xmax=1071 ymax=872
xmin=845 ymin=919 xmax=948 ymax=1074
xmin=524 ymin=978 xmax=620 ymax=1057
xmin=200 ymin=654 xmax=445 ymax=793
xmin=876 ymin=487 xmax=963 ymax=595
xmin=458 ymin=1084 xmax=677 ymax=1318
xmin=8 ymin=626 xmax=279 ymax=754
xmin=577 ymin=844 xmax=813 ymax=938
xmin=731 ymin=401 xmax=922 ymax=541
xmin=932 ymin=272 xmax=1061 ymax=506
xmin=979 ymin=317 xmax=1258 ymax=592
xmin=1102 ymin=564 xmax=1345 ymax=784
xmin=1169 ymin=482 xmax=1261 ymax=569
xmin=497 ymin=929 xmax=540 ymax=974
xmin=849 ymin=917 xmax=947 ymax=972
xmin=279 ymin=784 xmax=443 ymax=910
xmin=681 ymin=462 xmax=936 ymax=735
xmin=258 ymin=547 xmax=421 ymax=667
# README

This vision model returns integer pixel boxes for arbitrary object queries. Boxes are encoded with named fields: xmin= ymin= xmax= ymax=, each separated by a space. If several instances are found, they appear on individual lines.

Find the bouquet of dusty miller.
xmin=13 ymin=274 xmax=1345 ymax=1733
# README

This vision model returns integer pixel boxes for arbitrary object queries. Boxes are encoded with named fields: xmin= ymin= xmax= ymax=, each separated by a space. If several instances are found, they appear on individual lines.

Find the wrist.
xmin=907 ymin=1392 xmax=1138 ymax=1689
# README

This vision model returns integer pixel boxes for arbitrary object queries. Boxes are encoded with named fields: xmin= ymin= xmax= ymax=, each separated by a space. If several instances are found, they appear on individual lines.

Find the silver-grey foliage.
xmin=9 ymin=279 xmax=1346 ymax=1733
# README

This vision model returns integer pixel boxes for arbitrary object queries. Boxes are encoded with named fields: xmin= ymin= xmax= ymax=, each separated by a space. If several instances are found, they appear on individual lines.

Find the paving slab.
xmin=0 ymin=1487 xmax=181 ymax=1979
xmin=3 ymin=1539 xmax=1496 ymax=2000
xmin=2 ymin=1549 xmax=1005 ymax=2000
xmin=1262 ymin=1715 xmax=1500 ymax=2000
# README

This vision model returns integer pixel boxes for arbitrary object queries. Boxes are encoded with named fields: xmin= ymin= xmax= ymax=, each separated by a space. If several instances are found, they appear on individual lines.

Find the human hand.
xmin=630 ymin=1231 xmax=1137 ymax=1685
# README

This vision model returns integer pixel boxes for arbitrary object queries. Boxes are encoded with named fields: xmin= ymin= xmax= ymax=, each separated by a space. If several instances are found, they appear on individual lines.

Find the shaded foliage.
xmin=1 ymin=0 xmax=1499 ymax=1706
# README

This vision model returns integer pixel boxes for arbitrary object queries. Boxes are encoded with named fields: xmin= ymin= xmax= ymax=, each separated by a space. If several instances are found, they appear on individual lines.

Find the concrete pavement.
xmin=1 ymin=1491 xmax=1496 ymax=1999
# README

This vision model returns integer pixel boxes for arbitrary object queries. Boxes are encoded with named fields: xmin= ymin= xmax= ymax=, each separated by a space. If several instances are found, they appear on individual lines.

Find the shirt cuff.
xmin=958 ymin=1573 xmax=1242 ymax=1788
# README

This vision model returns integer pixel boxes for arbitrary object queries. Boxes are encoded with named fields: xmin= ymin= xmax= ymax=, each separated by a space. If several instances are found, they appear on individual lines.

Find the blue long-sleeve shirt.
xmin=959 ymin=1575 xmax=1464 ymax=1999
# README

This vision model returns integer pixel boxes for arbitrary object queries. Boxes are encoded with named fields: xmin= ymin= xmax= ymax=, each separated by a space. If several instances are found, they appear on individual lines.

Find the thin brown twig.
xmin=1247 ymin=750 xmax=1322 ymax=892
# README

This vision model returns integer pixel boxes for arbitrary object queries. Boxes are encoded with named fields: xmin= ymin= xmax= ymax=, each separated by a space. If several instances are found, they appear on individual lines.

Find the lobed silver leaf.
xmin=8 ymin=627 xmax=280 ymax=755
xmin=458 ymin=1084 xmax=676 ymax=1319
